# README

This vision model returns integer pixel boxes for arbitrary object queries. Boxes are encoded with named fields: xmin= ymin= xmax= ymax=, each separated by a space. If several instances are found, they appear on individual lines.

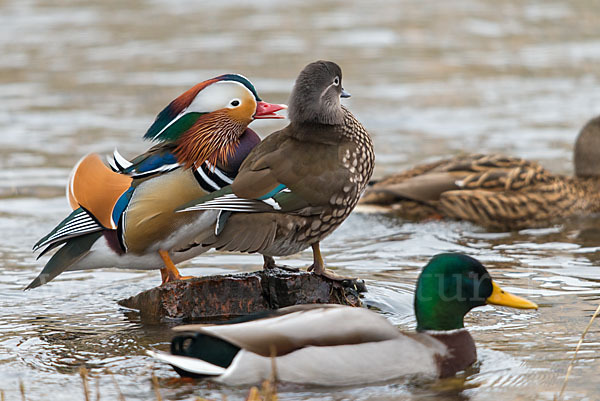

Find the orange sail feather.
xmin=67 ymin=153 xmax=133 ymax=229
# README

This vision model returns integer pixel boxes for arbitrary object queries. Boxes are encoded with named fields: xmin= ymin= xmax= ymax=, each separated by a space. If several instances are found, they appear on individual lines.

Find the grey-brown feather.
xmin=360 ymin=152 xmax=600 ymax=230
xmin=287 ymin=60 xmax=345 ymax=126
xmin=164 ymin=305 xmax=481 ymax=386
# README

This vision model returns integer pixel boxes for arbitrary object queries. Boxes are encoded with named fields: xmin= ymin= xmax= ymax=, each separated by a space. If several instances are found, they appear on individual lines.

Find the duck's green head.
xmin=415 ymin=253 xmax=537 ymax=331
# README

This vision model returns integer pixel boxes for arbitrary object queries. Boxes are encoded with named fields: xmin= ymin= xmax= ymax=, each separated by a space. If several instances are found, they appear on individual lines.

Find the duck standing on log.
xmin=27 ymin=74 xmax=286 ymax=289
xmin=148 ymin=253 xmax=538 ymax=385
xmin=359 ymin=115 xmax=600 ymax=230
xmin=177 ymin=61 xmax=375 ymax=280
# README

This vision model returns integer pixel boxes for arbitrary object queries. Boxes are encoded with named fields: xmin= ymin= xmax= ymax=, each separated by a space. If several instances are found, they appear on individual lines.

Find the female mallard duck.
xmin=359 ymin=116 xmax=600 ymax=230
xmin=148 ymin=253 xmax=537 ymax=386
xmin=27 ymin=74 xmax=285 ymax=289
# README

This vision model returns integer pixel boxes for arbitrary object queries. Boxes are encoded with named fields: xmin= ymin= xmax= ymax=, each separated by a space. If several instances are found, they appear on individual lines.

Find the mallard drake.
xmin=27 ymin=74 xmax=286 ymax=289
xmin=359 ymin=116 xmax=600 ymax=230
xmin=177 ymin=61 xmax=374 ymax=280
xmin=148 ymin=253 xmax=538 ymax=386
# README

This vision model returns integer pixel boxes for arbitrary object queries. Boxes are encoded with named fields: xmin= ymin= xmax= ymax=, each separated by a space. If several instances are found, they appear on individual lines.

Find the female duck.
xmin=28 ymin=74 xmax=285 ymax=289
xmin=359 ymin=116 xmax=600 ymax=230
xmin=177 ymin=61 xmax=374 ymax=280
xmin=148 ymin=253 xmax=537 ymax=386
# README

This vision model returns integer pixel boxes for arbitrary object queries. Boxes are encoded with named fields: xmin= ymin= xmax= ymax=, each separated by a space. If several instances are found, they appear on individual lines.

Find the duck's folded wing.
xmin=439 ymin=179 xmax=575 ymax=229
xmin=109 ymin=143 xmax=181 ymax=178
xmin=26 ymin=232 xmax=103 ymax=290
xmin=362 ymin=154 xmax=551 ymax=204
xmin=172 ymin=305 xmax=401 ymax=357
xmin=146 ymin=350 xmax=226 ymax=376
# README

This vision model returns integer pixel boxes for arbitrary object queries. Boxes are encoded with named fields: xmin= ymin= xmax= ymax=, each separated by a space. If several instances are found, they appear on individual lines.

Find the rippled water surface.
xmin=2 ymin=0 xmax=600 ymax=399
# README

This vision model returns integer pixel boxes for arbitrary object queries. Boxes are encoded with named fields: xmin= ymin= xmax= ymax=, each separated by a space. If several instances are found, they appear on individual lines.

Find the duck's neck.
xmin=414 ymin=287 xmax=471 ymax=331
xmin=174 ymin=115 xmax=245 ymax=168
xmin=572 ymin=176 xmax=600 ymax=211
xmin=216 ymin=128 xmax=261 ymax=174
xmin=425 ymin=329 xmax=477 ymax=378
xmin=288 ymin=120 xmax=344 ymax=144
xmin=416 ymin=310 xmax=466 ymax=332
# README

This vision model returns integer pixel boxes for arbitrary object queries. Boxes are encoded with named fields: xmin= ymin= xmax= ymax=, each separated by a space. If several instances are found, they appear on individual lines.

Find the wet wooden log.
xmin=118 ymin=268 xmax=367 ymax=322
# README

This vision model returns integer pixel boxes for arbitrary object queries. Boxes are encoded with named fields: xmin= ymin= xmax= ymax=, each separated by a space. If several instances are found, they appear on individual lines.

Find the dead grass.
xmin=555 ymin=301 xmax=600 ymax=400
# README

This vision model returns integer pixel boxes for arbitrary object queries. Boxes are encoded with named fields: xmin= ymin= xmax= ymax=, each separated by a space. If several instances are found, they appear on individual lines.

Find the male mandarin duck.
xmin=27 ymin=74 xmax=286 ymax=289
xmin=359 ymin=115 xmax=600 ymax=230
xmin=148 ymin=253 xmax=538 ymax=386
xmin=176 ymin=61 xmax=375 ymax=280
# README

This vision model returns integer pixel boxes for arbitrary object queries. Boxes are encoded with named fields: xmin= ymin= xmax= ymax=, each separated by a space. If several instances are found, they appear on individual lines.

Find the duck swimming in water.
xmin=148 ymin=253 xmax=537 ymax=386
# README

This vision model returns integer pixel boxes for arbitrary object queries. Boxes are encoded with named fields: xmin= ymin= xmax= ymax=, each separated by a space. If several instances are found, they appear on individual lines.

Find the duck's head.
xmin=574 ymin=115 xmax=600 ymax=178
xmin=414 ymin=253 xmax=538 ymax=332
xmin=144 ymin=74 xmax=286 ymax=167
xmin=288 ymin=60 xmax=351 ymax=126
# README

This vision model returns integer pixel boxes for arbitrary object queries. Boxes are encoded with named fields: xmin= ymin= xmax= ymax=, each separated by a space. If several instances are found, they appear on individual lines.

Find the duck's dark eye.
xmin=333 ymin=77 xmax=340 ymax=86
xmin=230 ymin=100 xmax=240 ymax=107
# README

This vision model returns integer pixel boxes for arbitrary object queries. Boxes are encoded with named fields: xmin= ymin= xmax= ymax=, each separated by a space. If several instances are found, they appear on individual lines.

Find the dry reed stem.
xmin=1 ymin=389 xmax=5 ymax=401
xmin=80 ymin=366 xmax=91 ymax=401
xmin=19 ymin=380 xmax=25 ymax=401
xmin=556 ymin=301 xmax=600 ymax=400
xmin=95 ymin=376 xmax=100 ymax=401
xmin=107 ymin=369 xmax=126 ymax=401
xmin=267 ymin=344 xmax=278 ymax=400
xmin=151 ymin=371 xmax=163 ymax=401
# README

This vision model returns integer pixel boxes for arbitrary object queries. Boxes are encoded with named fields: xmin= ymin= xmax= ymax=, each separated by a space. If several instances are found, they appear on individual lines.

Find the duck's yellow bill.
xmin=486 ymin=281 xmax=538 ymax=309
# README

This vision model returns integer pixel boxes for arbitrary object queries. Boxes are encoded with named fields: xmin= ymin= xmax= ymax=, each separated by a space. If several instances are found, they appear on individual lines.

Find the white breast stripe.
xmin=196 ymin=165 xmax=221 ymax=191
xmin=205 ymin=161 xmax=234 ymax=184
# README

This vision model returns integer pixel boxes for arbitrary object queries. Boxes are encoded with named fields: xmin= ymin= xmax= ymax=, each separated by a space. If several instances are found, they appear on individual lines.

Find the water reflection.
xmin=2 ymin=0 xmax=600 ymax=399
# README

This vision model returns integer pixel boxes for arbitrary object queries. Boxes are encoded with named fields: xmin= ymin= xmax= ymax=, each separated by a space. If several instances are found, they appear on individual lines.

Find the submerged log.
xmin=118 ymin=268 xmax=366 ymax=322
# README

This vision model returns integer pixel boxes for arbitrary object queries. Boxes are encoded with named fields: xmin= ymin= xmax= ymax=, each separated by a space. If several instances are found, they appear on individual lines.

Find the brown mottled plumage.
xmin=360 ymin=116 xmax=600 ymax=230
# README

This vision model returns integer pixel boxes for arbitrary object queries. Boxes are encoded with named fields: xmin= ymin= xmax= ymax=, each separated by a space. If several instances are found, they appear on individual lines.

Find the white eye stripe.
xmin=333 ymin=76 xmax=340 ymax=86
xmin=186 ymin=81 xmax=254 ymax=114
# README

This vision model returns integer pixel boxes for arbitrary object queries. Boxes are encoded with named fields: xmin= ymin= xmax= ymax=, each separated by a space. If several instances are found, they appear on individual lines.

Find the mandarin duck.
xmin=148 ymin=253 xmax=538 ymax=386
xmin=176 ymin=61 xmax=374 ymax=281
xmin=359 ymin=115 xmax=600 ymax=230
xmin=27 ymin=74 xmax=286 ymax=289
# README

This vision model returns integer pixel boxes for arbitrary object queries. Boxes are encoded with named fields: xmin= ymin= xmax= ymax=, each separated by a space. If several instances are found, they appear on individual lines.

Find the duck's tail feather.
xmin=25 ymin=232 xmax=102 ymax=290
xmin=33 ymin=207 xmax=103 ymax=256
xmin=146 ymin=350 xmax=226 ymax=376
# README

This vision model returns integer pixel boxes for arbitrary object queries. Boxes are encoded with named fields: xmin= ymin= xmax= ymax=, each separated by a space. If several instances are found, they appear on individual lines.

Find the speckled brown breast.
xmin=197 ymin=108 xmax=375 ymax=258
xmin=269 ymin=109 xmax=374 ymax=255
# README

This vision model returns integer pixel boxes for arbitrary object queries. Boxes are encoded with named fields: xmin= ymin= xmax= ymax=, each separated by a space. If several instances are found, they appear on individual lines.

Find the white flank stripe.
xmin=181 ymin=205 xmax=259 ymax=213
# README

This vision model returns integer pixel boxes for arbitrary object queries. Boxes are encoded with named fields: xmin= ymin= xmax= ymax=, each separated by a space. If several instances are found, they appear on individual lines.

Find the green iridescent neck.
xmin=414 ymin=254 xmax=491 ymax=332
